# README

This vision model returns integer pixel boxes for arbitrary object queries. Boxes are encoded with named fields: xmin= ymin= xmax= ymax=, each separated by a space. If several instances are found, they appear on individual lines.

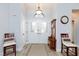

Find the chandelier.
xmin=34 ymin=3 xmax=45 ymax=18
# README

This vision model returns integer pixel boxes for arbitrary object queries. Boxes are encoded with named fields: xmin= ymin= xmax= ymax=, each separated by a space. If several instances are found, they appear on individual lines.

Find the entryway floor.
xmin=8 ymin=44 xmax=79 ymax=56
xmin=17 ymin=44 xmax=63 ymax=56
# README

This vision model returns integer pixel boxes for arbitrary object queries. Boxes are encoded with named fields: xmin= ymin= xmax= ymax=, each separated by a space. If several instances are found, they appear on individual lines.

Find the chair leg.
xmin=67 ymin=47 xmax=69 ymax=56
xmin=13 ymin=45 xmax=16 ymax=56
xmin=61 ymin=43 xmax=63 ymax=53
xmin=75 ymin=47 xmax=77 ymax=56
xmin=3 ymin=47 xmax=6 ymax=56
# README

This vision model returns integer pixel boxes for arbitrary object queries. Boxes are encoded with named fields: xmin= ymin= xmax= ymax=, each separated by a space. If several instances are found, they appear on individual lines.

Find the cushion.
xmin=3 ymin=40 xmax=16 ymax=47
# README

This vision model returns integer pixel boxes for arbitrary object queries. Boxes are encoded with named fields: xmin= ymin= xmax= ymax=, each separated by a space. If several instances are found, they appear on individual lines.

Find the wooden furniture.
xmin=48 ymin=36 xmax=56 ymax=50
xmin=48 ymin=19 xmax=56 ymax=51
xmin=3 ymin=33 xmax=16 ymax=56
xmin=61 ymin=33 xmax=77 ymax=56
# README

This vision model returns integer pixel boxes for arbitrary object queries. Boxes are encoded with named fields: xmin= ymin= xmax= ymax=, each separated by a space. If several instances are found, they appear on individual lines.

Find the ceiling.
xmin=21 ymin=3 xmax=57 ymax=20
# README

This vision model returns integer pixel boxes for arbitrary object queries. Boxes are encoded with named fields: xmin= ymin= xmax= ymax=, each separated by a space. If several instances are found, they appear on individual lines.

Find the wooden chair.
xmin=3 ymin=33 xmax=16 ymax=56
xmin=61 ymin=33 xmax=77 ymax=56
xmin=61 ymin=33 xmax=70 ymax=53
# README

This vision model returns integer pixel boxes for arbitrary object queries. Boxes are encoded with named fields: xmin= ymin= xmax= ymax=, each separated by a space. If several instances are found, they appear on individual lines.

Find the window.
xmin=32 ymin=20 xmax=47 ymax=34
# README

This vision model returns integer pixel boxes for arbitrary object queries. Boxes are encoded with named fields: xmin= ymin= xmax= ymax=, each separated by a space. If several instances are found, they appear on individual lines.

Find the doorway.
xmin=71 ymin=9 xmax=79 ymax=44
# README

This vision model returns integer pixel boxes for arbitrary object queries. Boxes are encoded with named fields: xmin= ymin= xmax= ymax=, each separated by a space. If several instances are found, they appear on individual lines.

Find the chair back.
xmin=61 ymin=33 xmax=70 ymax=41
xmin=4 ymin=33 xmax=14 ymax=41
xmin=61 ymin=33 xmax=69 ymax=38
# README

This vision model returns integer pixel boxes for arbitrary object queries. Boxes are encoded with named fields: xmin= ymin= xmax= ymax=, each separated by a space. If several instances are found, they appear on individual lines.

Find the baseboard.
xmin=56 ymin=49 xmax=61 ymax=52
xmin=0 ymin=52 xmax=3 ymax=56
xmin=16 ymin=43 xmax=26 ymax=51
xmin=25 ymin=42 xmax=29 ymax=44
xmin=29 ymin=43 xmax=48 ymax=45
xmin=16 ymin=47 xmax=23 ymax=51
xmin=28 ymin=42 xmax=48 ymax=44
xmin=78 ymin=46 xmax=79 ymax=48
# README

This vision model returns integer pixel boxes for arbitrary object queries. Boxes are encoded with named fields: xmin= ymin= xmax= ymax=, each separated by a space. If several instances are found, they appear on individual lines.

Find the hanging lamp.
xmin=34 ymin=3 xmax=44 ymax=18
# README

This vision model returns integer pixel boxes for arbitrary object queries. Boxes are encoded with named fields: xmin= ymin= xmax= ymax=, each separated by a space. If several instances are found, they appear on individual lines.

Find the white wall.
xmin=8 ymin=4 xmax=27 ymax=51
xmin=0 ymin=4 xmax=9 ymax=55
xmin=55 ymin=3 xmax=79 ymax=51
xmin=21 ymin=13 xmax=28 ymax=44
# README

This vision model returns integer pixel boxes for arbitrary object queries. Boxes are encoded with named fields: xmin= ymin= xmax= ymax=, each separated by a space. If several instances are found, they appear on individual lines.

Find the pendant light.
xmin=34 ymin=3 xmax=44 ymax=18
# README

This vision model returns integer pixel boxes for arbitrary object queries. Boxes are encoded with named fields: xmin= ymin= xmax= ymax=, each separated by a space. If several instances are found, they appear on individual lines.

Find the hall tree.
xmin=48 ymin=19 xmax=56 ymax=51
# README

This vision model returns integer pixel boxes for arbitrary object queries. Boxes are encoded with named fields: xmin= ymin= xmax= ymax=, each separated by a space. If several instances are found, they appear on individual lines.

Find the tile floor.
xmin=7 ymin=44 xmax=79 ymax=56
xmin=16 ymin=44 xmax=63 ymax=56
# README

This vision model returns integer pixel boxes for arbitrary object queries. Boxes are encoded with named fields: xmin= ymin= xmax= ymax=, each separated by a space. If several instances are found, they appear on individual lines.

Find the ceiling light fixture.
xmin=34 ymin=3 xmax=45 ymax=18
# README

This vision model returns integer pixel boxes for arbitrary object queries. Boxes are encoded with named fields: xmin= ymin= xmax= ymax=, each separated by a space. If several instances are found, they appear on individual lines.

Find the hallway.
xmin=0 ymin=3 xmax=79 ymax=56
xmin=10 ymin=44 xmax=63 ymax=56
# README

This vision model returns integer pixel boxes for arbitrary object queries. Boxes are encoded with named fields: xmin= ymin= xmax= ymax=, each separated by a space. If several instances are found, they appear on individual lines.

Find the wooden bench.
xmin=61 ymin=33 xmax=78 ymax=56
xmin=3 ymin=33 xmax=16 ymax=56
xmin=62 ymin=41 xmax=77 ymax=56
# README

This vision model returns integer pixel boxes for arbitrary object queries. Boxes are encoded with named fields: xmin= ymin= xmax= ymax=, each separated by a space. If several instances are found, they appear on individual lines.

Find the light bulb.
xmin=36 ymin=10 xmax=42 ymax=14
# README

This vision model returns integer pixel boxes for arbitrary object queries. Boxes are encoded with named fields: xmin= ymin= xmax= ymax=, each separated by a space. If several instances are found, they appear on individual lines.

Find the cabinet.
xmin=48 ymin=19 xmax=56 ymax=51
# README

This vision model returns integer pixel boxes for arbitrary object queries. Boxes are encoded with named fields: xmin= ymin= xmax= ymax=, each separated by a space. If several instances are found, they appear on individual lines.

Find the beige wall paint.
xmin=72 ymin=10 xmax=79 ymax=44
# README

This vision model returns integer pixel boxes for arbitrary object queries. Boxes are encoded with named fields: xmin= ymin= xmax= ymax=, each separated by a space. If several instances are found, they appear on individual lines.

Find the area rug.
xmin=27 ymin=44 xmax=48 ymax=56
